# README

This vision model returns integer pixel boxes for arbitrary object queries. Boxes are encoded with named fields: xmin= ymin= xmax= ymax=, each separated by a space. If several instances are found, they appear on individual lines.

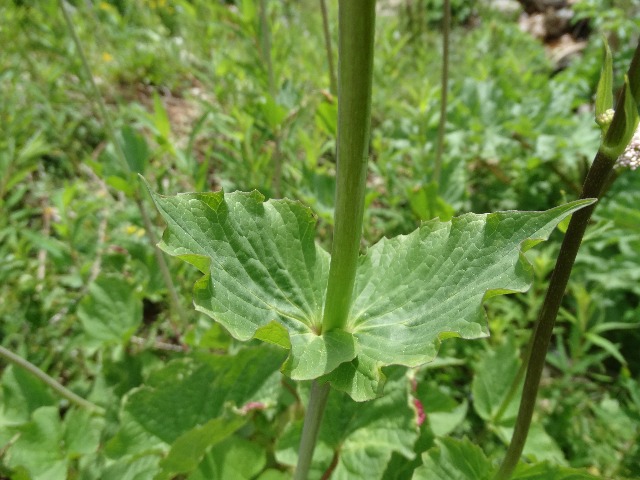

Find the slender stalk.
xmin=319 ymin=0 xmax=337 ymax=95
xmin=294 ymin=381 xmax=331 ymax=480
xmin=433 ymin=0 xmax=450 ymax=187
xmin=258 ymin=0 xmax=283 ymax=198
xmin=494 ymin=41 xmax=640 ymax=480
xmin=294 ymin=2 xmax=377 ymax=477
xmin=259 ymin=0 xmax=276 ymax=98
xmin=58 ymin=0 xmax=187 ymax=327
xmin=0 ymin=346 xmax=105 ymax=415
xmin=322 ymin=0 xmax=377 ymax=333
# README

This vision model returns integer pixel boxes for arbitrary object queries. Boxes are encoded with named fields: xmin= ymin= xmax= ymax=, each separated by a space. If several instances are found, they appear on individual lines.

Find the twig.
xmin=0 ymin=346 xmax=105 ymax=415
xmin=58 ymin=0 xmax=187 ymax=328
xmin=433 ymin=0 xmax=451 ymax=187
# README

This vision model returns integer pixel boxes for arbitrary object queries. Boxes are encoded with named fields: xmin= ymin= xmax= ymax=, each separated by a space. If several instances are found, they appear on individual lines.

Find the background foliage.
xmin=1 ymin=0 xmax=639 ymax=478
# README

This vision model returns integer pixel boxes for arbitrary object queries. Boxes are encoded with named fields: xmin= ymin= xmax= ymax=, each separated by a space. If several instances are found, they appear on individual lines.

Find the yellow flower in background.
xmin=102 ymin=52 xmax=113 ymax=63
xmin=125 ymin=225 xmax=146 ymax=238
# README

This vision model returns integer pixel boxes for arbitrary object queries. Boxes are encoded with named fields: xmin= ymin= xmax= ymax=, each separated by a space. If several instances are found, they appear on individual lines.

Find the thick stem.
xmin=433 ymin=0 xmax=450 ymax=187
xmin=59 ymin=0 xmax=186 ymax=326
xmin=495 ymin=40 xmax=640 ymax=479
xmin=320 ymin=0 xmax=337 ymax=95
xmin=322 ymin=0 xmax=377 ymax=333
xmin=294 ymin=2 xmax=376 ymax=477
xmin=293 ymin=382 xmax=331 ymax=480
xmin=0 ymin=346 xmax=105 ymax=415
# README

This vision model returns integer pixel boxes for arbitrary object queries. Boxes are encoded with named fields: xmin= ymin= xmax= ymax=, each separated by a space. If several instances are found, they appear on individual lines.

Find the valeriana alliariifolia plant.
xmin=495 ymin=38 xmax=640 ymax=480
xmin=145 ymin=1 xmax=595 ymax=476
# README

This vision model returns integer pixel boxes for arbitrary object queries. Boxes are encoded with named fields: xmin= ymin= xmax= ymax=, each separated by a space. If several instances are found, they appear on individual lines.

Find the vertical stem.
xmin=294 ymin=2 xmax=377 ymax=477
xmin=259 ymin=0 xmax=283 ymax=198
xmin=58 ymin=0 xmax=186 ymax=327
xmin=294 ymin=381 xmax=331 ymax=480
xmin=259 ymin=0 xmax=276 ymax=98
xmin=322 ymin=0 xmax=377 ymax=333
xmin=320 ymin=0 xmax=337 ymax=95
xmin=433 ymin=0 xmax=450 ymax=187
xmin=495 ymin=40 xmax=640 ymax=480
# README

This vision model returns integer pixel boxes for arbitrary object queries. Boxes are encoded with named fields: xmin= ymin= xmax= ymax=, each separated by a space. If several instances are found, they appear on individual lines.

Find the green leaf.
xmin=158 ymin=414 xmax=247 ymax=479
xmin=62 ymin=408 xmax=104 ymax=458
xmin=77 ymin=275 xmax=143 ymax=349
xmin=595 ymin=38 xmax=613 ymax=118
xmin=0 ymin=365 xmax=55 ymax=426
xmin=109 ymin=347 xmax=284 ymax=477
xmin=148 ymin=178 xmax=593 ymax=400
xmin=413 ymin=437 xmax=493 ymax=480
xmin=145 ymin=183 xmax=355 ymax=380
xmin=276 ymin=371 xmax=418 ymax=480
xmin=603 ymin=76 xmax=640 ymax=158
xmin=331 ymin=199 xmax=594 ymax=400
xmin=472 ymin=340 xmax=521 ymax=424
xmin=416 ymin=382 xmax=468 ymax=437
xmin=4 ymin=406 xmax=103 ymax=480
xmin=121 ymin=125 xmax=150 ymax=175
xmin=511 ymin=462 xmax=600 ymax=479
xmin=496 ymin=423 xmax=566 ymax=465
xmin=152 ymin=92 xmax=172 ymax=140
xmin=4 ymin=407 xmax=67 ymax=480
xmin=188 ymin=436 xmax=267 ymax=480
xmin=101 ymin=456 xmax=161 ymax=480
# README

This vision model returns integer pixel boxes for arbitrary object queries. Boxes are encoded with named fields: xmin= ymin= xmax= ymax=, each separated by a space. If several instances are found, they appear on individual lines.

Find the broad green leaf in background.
xmin=413 ymin=437 xmax=493 ymax=480
xmin=0 ymin=365 xmax=55 ymax=427
xmin=496 ymin=423 xmax=566 ymax=465
xmin=121 ymin=125 xmax=150 ymax=175
xmin=511 ymin=463 xmax=600 ymax=480
xmin=415 ymin=381 xmax=468 ymax=437
xmin=276 ymin=370 xmax=417 ymax=480
xmin=77 ymin=275 xmax=143 ymax=350
xmin=472 ymin=340 xmax=522 ymax=424
xmin=324 ymin=199 xmax=594 ymax=400
xmin=146 ymin=185 xmax=355 ymax=381
xmin=4 ymin=406 xmax=104 ymax=480
xmin=188 ymin=436 xmax=267 ymax=480
xmin=474 ymin=342 xmax=565 ymax=464
xmin=107 ymin=346 xmax=284 ymax=478
xmin=412 ymin=438 xmax=598 ymax=480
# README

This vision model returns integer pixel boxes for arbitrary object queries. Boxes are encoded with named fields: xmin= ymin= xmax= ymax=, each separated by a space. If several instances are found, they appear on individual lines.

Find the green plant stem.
xmin=294 ymin=2 xmax=376 ymax=477
xmin=293 ymin=381 xmax=331 ymax=480
xmin=495 ymin=40 xmax=640 ymax=480
xmin=259 ymin=0 xmax=276 ymax=99
xmin=320 ymin=0 xmax=337 ymax=95
xmin=433 ymin=0 xmax=450 ymax=187
xmin=59 ymin=0 xmax=187 ymax=327
xmin=322 ymin=0 xmax=376 ymax=333
xmin=258 ymin=0 xmax=283 ymax=198
xmin=0 ymin=346 xmax=105 ymax=415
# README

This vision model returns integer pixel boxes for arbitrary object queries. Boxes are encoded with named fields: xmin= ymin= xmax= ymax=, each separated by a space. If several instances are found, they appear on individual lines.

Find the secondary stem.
xmin=322 ymin=0 xmax=377 ymax=333
xmin=59 ymin=0 xmax=187 ymax=328
xmin=495 ymin=41 xmax=640 ymax=480
xmin=320 ymin=0 xmax=337 ymax=95
xmin=433 ymin=0 xmax=450 ymax=187
xmin=293 ymin=381 xmax=331 ymax=480
xmin=0 ymin=346 xmax=105 ymax=415
xmin=294 ymin=2 xmax=377 ymax=478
